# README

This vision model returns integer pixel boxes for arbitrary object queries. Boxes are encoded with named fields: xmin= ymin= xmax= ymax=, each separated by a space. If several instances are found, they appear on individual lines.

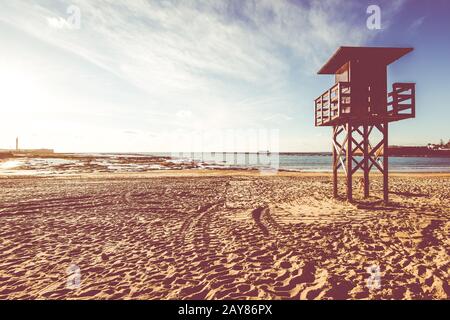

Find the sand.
xmin=0 ymin=171 xmax=448 ymax=300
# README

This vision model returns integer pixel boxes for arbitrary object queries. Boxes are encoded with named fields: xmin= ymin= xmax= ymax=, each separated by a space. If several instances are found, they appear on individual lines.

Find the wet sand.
xmin=0 ymin=171 xmax=448 ymax=299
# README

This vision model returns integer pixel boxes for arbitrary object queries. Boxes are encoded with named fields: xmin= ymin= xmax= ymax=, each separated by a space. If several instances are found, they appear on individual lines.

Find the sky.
xmin=0 ymin=0 xmax=449 ymax=152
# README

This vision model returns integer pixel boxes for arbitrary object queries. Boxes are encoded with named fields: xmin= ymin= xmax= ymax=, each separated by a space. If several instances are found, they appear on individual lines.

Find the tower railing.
xmin=315 ymin=82 xmax=415 ymax=126
xmin=387 ymin=82 xmax=415 ymax=119
xmin=314 ymin=81 xmax=351 ymax=126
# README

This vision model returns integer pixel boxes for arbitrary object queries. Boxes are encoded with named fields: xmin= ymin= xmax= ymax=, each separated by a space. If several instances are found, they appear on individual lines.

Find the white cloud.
xmin=176 ymin=110 xmax=193 ymax=119
xmin=409 ymin=16 xmax=426 ymax=31
xmin=46 ymin=17 xmax=70 ymax=29
xmin=1 ymin=1 xmax=371 ymax=94
xmin=0 ymin=0 xmax=408 ymax=151
xmin=263 ymin=113 xmax=293 ymax=123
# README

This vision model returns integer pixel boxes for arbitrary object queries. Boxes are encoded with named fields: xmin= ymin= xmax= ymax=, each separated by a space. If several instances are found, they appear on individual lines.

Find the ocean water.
xmin=0 ymin=153 xmax=449 ymax=175
xmin=151 ymin=152 xmax=450 ymax=172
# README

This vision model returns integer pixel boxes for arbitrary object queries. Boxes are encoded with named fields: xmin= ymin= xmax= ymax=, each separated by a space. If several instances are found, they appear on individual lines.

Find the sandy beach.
xmin=0 ymin=170 xmax=448 ymax=300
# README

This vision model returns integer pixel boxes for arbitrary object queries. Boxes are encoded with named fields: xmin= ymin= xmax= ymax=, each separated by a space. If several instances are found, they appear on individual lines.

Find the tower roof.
xmin=317 ymin=46 xmax=413 ymax=74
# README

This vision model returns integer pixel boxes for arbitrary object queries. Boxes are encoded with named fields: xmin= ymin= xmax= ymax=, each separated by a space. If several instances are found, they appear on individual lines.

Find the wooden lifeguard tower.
xmin=314 ymin=46 xmax=416 ymax=203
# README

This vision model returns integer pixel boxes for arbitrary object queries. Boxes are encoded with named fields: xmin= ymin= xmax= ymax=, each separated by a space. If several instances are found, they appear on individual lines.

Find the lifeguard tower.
xmin=314 ymin=47 xmax=415 ymax=203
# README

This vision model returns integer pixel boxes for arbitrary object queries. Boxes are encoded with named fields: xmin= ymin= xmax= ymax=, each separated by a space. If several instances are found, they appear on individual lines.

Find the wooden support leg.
xmin=332 ymin=126 xmax=338 ymax=198
xmin=383 ymin=122 xmax=389 ymax=204
xmin=363 ymin=124 xmax=370 ymax=198
xmin=346 ymin=123 xmax=353 ymax=202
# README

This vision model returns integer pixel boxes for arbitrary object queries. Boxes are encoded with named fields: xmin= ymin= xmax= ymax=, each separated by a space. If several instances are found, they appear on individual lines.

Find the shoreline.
xmin=1 ymin=153 xmax=449 ymax=176
xmin=2 ymin=150 xmax=450 ymax=158
xmin=1 ymin=169 xmax=450 ymax=179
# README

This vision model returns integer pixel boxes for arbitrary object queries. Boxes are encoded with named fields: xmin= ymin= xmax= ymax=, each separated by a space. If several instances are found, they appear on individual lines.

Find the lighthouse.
xmin=16 ymin=137 xmax=19 ymax=151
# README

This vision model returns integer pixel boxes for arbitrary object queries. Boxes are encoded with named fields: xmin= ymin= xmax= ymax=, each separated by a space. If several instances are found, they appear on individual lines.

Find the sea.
xmin=148 ymin=152 xmax=450 ymax=172
xmin=0 ymin=152 xmax=449 ymax=175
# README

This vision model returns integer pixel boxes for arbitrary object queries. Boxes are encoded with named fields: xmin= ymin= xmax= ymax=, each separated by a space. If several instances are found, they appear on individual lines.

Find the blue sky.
xmin=0 ymin=0 xmax=449 ymax=152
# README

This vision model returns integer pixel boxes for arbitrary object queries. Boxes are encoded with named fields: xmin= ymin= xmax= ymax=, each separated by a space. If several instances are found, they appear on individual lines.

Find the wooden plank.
xmin=332 ymin=125 xmax=338 ymax=198
xmin=346 ymin=122 xmax=353 ymax=202
xmin=395 ymin=104 xmax=412 ymax=111
xmin=351 ymin=137 xmax=364 ymax=154
xmin=355 ymin=126 xmax=364 ymax=137
xmin=352 ymin=160 xmax=364 ymax=174
xmin=337 ymin=82 xmax=341 ymax=118
xmin=321 ymin=94 xmax=324 ymax=126
xmin=332 ymin=139 xmax=347 ymax=175
xmin=383 ymin=122 xmax=389 ymax=204
xmin=363 ymin=124 xmax=370 ymax=198
xmin=395 ymin=94 xmax=412 ymax=102
xmin=369 ymin=155 xmax=384 ymax=173
xmin=314 ymin=100 xmax=317 ymax=126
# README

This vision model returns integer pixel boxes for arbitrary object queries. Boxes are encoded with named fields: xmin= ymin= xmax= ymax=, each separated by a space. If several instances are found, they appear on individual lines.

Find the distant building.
xmin=427 ymin=142 xmax=450 ymax=150
xmin=0 ymin=137 xmax=54 ymax=156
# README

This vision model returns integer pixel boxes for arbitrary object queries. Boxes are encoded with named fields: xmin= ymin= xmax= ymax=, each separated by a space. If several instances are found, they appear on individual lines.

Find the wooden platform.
xmin=315 ymin=82 xmax=415 ymax=127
